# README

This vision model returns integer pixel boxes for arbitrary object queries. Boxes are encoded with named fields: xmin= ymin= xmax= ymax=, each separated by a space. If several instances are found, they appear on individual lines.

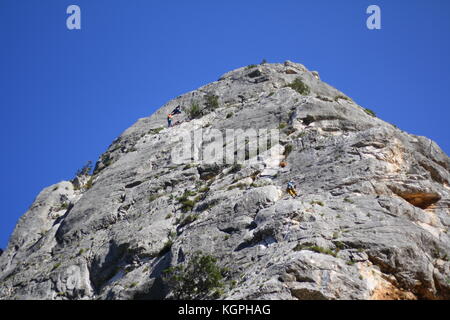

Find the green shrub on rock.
xmin=187 ymin=102 xmax=202 ymax=119
xmin=163 ymin=252 xmax=229 ymax=299
xmin=286 ymin=78 xmax=310 ymax=95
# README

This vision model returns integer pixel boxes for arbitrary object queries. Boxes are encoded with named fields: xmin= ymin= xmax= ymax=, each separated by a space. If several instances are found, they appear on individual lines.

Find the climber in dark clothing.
xmin=171 ymin=105 xmax=182 ymax=116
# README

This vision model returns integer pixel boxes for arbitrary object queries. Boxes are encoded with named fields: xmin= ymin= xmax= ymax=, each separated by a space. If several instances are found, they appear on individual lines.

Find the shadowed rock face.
xmin=1 ymin=61 xmax=449 ymax=300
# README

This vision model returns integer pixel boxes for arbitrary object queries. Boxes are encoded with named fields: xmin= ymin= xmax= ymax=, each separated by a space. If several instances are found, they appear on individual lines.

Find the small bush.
xmin=102 ymin=154 xmax=113 ymax=168
xmin=183 ymin=190 xmax=197 ymax=197
xmin=204 ymin=94 xmax=219 ymax=111
xmin=246 ymin=64 xmax=257 ymax=70
xmin=180 ymin=200 xmax=195 ymax=212
xmin=316 ymin=95 xmax=333 ymax=102
xmin=52 ymin=263 xmax=62 ymax=271
xmin=293 ymin=244 xmax=337 ymax=257
xmin=334 ymin=95 xmax=351 ymax=102
xmin=278 ymin=122 xmax=287 ymax=129
xmin=283 ymin=144 xmax=293 ymax=157
xmin=364 ymin=108 xmax=376 ymax=117
xmin=162 ymin=252 xmax=229 ymax=300
xmin=75 ymin=161 xmax=93 ymax=177
xmin=149 ymin=127 xmax=164 ymax=134
xmin=187 ymin=102 xmax=202 ymax=119
xmin=58 ymin=202 xmax=69 ymax=211
xmin=286 ymin=78 xmax=310 ymax=95
xmin=335 ymin=241 xmax=345 ymax=250
xmin=176 ymin=190 xmax=199 ymax=212
xmin=178 ymin=214 xmax=199 ymax=228
xmin=310 ymin=200 xmax=324 ymax=206
xmin=85 ymin=177 xmax=94 ymax=190
xmin=168 ymin=231 xmax=177 ymax=239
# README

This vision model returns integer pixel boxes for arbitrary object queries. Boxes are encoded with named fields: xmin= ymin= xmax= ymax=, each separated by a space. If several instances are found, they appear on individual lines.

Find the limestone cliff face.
xmin=1 ymin=61 xmax=449 ymax=300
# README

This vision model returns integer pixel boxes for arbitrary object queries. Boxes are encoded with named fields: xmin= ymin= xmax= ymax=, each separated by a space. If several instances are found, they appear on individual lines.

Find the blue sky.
xmin=0 ymin=0 xmax=449 ymax=249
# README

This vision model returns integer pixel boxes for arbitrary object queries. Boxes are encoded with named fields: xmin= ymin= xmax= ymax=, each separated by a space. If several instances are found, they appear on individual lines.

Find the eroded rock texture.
xmin=1 ymin=61 xmax=449 ymax=300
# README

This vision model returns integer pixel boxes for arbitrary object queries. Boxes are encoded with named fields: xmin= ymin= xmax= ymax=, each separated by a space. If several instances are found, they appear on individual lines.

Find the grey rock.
xmin=0 ymin=61 xmax=449 ymax=300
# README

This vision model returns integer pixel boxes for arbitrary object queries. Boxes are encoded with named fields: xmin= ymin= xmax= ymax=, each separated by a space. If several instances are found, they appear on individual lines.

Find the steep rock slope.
xmin=1 ymin=61 xmax=449 ymax=300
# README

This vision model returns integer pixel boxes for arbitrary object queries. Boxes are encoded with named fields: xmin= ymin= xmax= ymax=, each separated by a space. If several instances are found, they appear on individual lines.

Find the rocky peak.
xmin=0 ymin=61 xmax=449 ymax=300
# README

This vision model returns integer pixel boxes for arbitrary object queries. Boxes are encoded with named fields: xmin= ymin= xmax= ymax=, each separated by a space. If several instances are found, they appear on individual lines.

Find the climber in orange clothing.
xmin=167 ymin=113 xmax=173 ymax=127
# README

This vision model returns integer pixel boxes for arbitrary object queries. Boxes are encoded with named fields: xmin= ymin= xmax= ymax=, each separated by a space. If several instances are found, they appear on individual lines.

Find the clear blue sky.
xmin=1 ymin=0 xmax=449 ymax=249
